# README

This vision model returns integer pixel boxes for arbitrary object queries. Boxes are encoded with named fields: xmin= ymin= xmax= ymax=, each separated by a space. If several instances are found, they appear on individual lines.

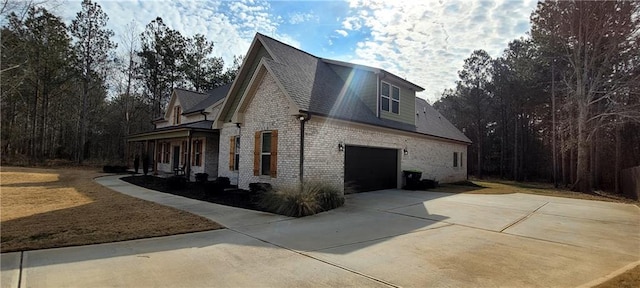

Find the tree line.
xmin=434 ymin=1 xmax=640 ymax=193
xmin=1 ymin=0 xmax=240 ymax=165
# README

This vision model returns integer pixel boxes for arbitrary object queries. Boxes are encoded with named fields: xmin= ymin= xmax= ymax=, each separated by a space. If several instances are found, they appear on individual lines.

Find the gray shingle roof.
xmin=256 ymin=33 xmax=471 ymax=144
xmin=154 ymin=120 xmax=214 ymax=132
xmin=184 ymin=83 xmax=232 ymax=114
xmin=415 ymin=98 xmax=471 ymax=143
xmin=174 ymin=88 xmax=208 ymax=112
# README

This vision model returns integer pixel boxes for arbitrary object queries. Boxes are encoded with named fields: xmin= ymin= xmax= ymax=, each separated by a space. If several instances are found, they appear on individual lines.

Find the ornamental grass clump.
xmin=257 ymin=181 xmax=345 ymax=217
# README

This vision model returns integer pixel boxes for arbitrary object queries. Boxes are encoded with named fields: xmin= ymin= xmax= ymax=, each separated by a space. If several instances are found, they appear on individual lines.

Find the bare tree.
xmin=531 ymin=0 xmax=640 ymax=192
xmin=69 ymin=0 xmax=115 ymax=164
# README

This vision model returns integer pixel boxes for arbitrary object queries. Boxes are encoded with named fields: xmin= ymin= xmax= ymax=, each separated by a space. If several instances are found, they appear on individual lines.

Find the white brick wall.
xmin=218 ymin=72 xmax=300 ymax=190
xmin=304 ymin=117 xmax=468 ymax=191
xmin=218 ymin=71 xmax=468 ymax=192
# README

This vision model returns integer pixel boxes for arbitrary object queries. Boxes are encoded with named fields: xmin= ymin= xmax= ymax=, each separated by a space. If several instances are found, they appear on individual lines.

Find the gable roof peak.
xmin=256 ymin=33 xmax=320 ymax=61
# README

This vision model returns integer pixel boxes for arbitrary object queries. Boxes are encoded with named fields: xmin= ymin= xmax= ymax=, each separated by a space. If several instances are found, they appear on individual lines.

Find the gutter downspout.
xmin=186 ymin=130 xmax=192 ymax=181
xmin=298 ymin=112 xmax=310 ymax=186
xmin=376 ymin=73 xmax=380 ymax=118
xmin=200 ymin=110 xmax=207 ymax=121
xmin=236 ymin=123 xmax=241 ymax=186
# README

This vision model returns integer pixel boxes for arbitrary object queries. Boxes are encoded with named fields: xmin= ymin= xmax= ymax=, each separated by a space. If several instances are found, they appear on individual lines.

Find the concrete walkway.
xmin=2 ymin=176 xmax=639 ymax=287
xmin=94 ymin=175 xmax=292 ymax=228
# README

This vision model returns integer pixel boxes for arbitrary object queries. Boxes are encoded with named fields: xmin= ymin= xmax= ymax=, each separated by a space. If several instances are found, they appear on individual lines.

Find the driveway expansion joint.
xmin=17 ymin=251 xmax=23 ymax=288
xmin=226 ymin=227 xmax=399 ymax=288
xmin=500 ymin=201 xmax=549 ymax=233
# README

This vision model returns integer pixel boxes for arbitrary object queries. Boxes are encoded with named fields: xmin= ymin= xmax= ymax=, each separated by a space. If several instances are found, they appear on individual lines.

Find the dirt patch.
xmin=594 ymin=264 xmax=640 ymax=288
xmin=0 ymin=166 xmax=222 ymax=253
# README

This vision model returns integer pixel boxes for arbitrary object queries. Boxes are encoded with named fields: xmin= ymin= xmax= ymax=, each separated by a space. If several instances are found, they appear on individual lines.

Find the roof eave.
xmin=307 ymin=111 xmax=471 ymax=145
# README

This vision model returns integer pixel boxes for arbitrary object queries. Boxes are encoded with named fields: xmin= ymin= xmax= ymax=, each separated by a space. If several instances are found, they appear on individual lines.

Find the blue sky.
xmin=47 ymin=0 xmax=538 ymax=102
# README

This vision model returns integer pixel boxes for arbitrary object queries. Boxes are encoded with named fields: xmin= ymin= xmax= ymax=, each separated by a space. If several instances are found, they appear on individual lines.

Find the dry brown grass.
xmin=595 ymin=264 xmax=640 ymax=288
xmin=0 ymin=166 xmax=222 ymax=252
xmin=430 ymin=179 xmax=638 ymax=204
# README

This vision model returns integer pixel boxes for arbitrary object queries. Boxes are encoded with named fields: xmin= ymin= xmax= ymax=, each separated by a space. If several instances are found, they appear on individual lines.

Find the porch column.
xmin=153 ymin=139 xmax=158 ymax=174
xmin=186 ymin=131 xmax=192 ymax=181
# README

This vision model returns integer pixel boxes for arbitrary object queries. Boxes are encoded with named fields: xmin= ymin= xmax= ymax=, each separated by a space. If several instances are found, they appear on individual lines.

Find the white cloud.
xmin=341 ymin=16 xmax=362 ymax=30
xmin=49 ymin=0 xmax=300 ymax=71
xmin=335 ymin=29 xmax=348 ymax=37
xmin=343 ymin=0 xmax=537 ymax=102
xmin=47 ymin=0 xmax=537 ymax=103
xmin=288 ymin=11 xmax=318 ymax=24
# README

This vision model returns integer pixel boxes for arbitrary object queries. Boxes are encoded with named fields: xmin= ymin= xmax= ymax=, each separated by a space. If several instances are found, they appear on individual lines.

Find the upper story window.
xmin=380 ymin=82 xmax=400 ymax=114
xmin=173 ymin=106 xmax=181 ymax=125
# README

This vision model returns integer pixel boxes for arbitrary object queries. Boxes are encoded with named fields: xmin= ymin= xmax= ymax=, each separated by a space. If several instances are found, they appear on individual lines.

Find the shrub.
xmin=257 ymin=181 xmax=345 ymax=217
xmin=216 ymin=177 xmax=231 ymax=188
xmin=166 ymin=176 xmax=186 ymax=190
xmin=249 ymin=182 xmax=272 ymax=193
xmin=142 ymin=156 xmax=149 ymax=175
xmin=205 ymin=177 xmax=232 ymax=195
xmin=195 ymin=173 xmax=209 ymax=183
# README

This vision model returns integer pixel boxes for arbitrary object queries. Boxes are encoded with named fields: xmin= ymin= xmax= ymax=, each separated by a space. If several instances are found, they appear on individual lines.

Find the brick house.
xmin=127 ymin=85 xmax=230 ymax=179
xmin=214 ymin=33 xmax=471 ymax=193
xmin=129 ymin=33 xmax=470 ymax=192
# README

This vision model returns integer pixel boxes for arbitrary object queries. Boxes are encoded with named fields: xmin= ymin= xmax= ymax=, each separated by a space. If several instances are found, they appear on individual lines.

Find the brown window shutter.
xmin=229 ymin=136 xmax=235 ymax=171
xmin=253 ymin=131 xmax=261 ymax=176
xmin=270 ymin=130 xmax=278 ymax=178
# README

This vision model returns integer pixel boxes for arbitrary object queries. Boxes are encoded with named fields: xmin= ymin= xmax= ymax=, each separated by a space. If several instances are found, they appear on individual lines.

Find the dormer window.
xmin=174 ymin=106 xmax=181 ymax=125
xmin=380 ymin=82 xmax=400 ymax=114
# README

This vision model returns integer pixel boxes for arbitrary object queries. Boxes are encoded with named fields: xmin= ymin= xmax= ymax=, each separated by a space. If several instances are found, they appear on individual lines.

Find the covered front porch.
xmin=127 ymin=126 xmax=219 ymax=181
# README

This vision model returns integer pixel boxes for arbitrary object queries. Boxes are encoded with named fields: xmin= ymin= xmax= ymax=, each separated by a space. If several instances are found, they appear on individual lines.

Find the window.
xmin=380 ymin=82 xmax=400 ymax=114
xmin=453 ymin=152 xmax=458 ymax=168
xmin=173 ymin=106 xmax=181 ymax=125
xmin=234 ymin=136 xmax=240 ymax=171
xmin=253 ymin=130 xmax=278 ymax=177
xmin=163 ymin=143 xmax=170 ymax=163
xmin=261 ymin=132 xmax=271 ymax=176
xmin=157 ymin=143 xmax=162 ymax=164
xmin=192 ymin=140 xmax=202 ymax=166
xmin=229 ymin=136 xmax=240 ymax=171
xmin=460 ymin=152 xmax=464 ymax=167
xmin=182 ymin=141 xmax=188 ymax=165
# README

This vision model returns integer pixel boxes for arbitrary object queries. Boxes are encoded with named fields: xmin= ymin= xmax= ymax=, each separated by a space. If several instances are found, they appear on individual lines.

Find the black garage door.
xmin=344 ymin=145 xmax=398 ymax=193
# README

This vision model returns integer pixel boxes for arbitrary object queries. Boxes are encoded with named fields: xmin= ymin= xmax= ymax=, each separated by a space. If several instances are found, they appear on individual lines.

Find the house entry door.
xmin=173 ymin=146 xmax=180 ymax=169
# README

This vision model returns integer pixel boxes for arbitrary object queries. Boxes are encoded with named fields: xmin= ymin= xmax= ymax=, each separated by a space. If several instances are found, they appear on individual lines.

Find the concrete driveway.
xmin=2 ymin=178 xmax=639 ymax=287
